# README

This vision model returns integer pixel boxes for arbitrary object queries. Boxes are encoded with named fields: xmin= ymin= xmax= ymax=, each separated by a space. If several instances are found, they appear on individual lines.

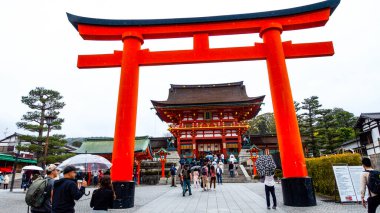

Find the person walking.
xmin=229 ymin=162 xmax=234 ymax=178
xmin=360 ymin=157 xmax=380 ymax=213
xmin=21 ymin=172 xmax=30 ymax=192
xmin=170 ymin=164 xmax=177 ymax=187
xmin=221 ymin=153 xmax=225 ymax=164
xmin=3 ymin=173 xmax=9 ymax=190
xmin=0 ymin=172 xmax=4 ymax=188
xmin=178 ymin=165 xmax=184 ymax=189
xmin=181 ymin=165 xmax=192 ymax=197
xmin=93 ymin=170 xmax=99 ymax=186
xmin=234 ymin=163 xmax=239 ymax=177
xmin=193 ymin=169 xmax=199 ymax=188
xmin=90 ymin=175 xmax=115 ymax=211
xmin=216 ymin=164 xmax=223 ymax=185
xmin=264 ymin=174 xmax=277 ymax=210
xmin=98 ymin=170 xmax=104 ymax=182
xmin=209 ymin=165 xmax=216 ymax=190
xmin=31 ymin=164 xmax=59 ymax=213
xmin=52 ymin=165 xmax=88 ymax=213
xmin=201 ymin=163 xmax=209 ymax=191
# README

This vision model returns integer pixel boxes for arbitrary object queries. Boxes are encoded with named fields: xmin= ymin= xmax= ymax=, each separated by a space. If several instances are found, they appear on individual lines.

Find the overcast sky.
xmin=1 ymin=0 xmax=379 ymax=139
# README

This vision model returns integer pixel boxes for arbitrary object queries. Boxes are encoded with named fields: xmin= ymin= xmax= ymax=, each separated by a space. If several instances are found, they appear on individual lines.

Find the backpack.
xmin=182 ymin=169 xmax=190 ymax=180
xmin=367 ymin=170 xmax=380 ymax=195
xmin=25 ymin=177 xmax=48 ymax=208
xmin=201 ymin=167 xmax=207 ymax=176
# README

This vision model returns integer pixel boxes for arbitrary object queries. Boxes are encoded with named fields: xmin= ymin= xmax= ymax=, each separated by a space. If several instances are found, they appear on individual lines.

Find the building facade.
xmin=151 ymin=82 xmax=264 ymax=159
xmin=355 ymin=113 xmax=380 ymax=156
xmin=0 ymin=133 xmax=34 ymax=159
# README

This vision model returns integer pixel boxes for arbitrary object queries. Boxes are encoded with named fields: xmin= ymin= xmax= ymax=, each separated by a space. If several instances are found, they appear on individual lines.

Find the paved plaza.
xmin=0 ymin=182 xmax=369 ymax=213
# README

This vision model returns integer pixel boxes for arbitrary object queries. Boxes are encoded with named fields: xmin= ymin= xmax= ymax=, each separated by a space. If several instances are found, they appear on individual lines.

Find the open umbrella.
xmin=22 ymin=165 xmax=43 ymax=171
xmin=255 ymin=155 xmax=276 ymax=177
xmin=190 ymin=165 xmax=201 ymax=171
xmin=205 ymin=154 xmax=213 ymax=161
xmin=57 ymin=154 xmax=112 ymax=172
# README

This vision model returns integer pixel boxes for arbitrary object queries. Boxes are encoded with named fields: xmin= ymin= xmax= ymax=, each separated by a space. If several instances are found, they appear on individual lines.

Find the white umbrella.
xmin=57 ymin=154 xmax=112 ymax=172
xmin=22 ymin=165 xmax=43 ymax=171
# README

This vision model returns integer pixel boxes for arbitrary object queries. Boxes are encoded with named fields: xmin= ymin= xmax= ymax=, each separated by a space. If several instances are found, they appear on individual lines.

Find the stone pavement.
xmin=0 ymin=182 xmax=371 ymax=213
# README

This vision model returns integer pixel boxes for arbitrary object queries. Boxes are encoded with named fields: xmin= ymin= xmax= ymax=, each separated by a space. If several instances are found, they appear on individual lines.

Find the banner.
xmin=332 ymin=166 xmax=358 ymax=202
xmin=332 ymin=165 xmax=370 ymax=202
xmin=348 ymin=166 xmax=369 ymax=201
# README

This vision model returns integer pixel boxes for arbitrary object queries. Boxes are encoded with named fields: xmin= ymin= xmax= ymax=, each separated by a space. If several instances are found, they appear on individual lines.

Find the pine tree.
xmin=300 ymin=96 xmax=322 ymax=157
xmin=315 ymin=109 xmax=336 ymax=153
xmin=16 ymin=87 xmax=68 ymax=167
xmin=247 ymin=113 xmax=276 ymax=135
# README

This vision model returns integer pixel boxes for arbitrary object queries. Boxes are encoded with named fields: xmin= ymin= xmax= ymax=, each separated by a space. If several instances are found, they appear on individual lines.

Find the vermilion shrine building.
xmin=152 ymin=82 xmax=264 ymax=159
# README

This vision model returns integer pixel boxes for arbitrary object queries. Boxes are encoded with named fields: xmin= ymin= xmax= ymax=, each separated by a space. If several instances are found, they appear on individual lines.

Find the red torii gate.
xmin=67 ymin=0 xmax=340 ymax=208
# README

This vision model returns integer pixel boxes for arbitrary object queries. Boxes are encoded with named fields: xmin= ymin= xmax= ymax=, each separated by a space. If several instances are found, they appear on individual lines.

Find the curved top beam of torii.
xmin=67 ymin=0 xmax=340 ymax=40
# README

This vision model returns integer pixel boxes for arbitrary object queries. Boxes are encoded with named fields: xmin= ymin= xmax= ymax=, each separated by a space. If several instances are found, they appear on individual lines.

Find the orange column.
xmin=111 ymin=32 xmax=143 ymax=181
xmin=221 ymin=133 xmax=227 ymax=157
xmin=260 ymin=24 xmax=308 ymax=178
xmin=192 ymin=135 xmax=197 ymax=159
xmin=253 ymin=158 xmax=257 ymax=176
xmin=177 ymin=137 xmax=181 ymax=156
xmin=161 ymin=160 xmax=166 ymax=178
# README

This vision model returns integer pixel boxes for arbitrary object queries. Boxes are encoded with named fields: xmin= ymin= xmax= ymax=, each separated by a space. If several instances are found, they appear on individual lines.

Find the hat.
xmin=46 ymin=164 xmax=57 ymax=172
xmin=63 ymin=165 xmax=76 ymax=174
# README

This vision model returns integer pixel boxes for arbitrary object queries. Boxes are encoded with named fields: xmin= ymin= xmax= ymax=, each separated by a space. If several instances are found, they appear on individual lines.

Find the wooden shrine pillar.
xmin=177 ymin=137 xmax=181 ymax=156
xmin=237 ymin=133 xmax=242 ymax=152
xmin=222 ymin=133 xmax=227 ymax=157
xmin=192 ymin=135 xmax=197 ymax=159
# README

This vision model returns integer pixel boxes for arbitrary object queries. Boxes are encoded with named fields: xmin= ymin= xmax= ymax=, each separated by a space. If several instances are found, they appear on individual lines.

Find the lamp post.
xmin=247 ymin=145 xmax=260 ymax=177
xmin=43 ymin=115 xmax=56 ymax=170
xmin=157 ymin=148 xmax=168 ymax=178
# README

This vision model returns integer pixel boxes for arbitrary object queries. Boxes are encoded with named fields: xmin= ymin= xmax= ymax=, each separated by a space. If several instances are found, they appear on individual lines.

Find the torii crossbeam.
xmin=67 ymin=0 xmax=340 ymax=208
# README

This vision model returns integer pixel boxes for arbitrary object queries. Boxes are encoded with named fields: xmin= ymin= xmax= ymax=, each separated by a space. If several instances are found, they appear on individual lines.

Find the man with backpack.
xmin=52 ymin=165 xmax=87 ymax=213
xmin=27 ymin=164 xmax=58 ymax=213
xmin=360 ymin=157 xmax=380 ymax=213
xmin=170 ymin=164 xmax=177 ymax=187
xmin=181 ymin=164 xmax=192 ymax=197
xmin=201 ymin=163 xmax=209 ymax=191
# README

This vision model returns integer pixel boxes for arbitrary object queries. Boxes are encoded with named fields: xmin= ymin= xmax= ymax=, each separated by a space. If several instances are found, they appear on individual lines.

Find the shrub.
xmin=306 ymin=153 xmax=361 ymax=196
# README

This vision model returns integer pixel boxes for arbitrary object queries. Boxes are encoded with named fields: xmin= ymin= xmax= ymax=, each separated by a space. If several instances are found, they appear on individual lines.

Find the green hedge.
xmin=306 ymin=153 xmax=361 ymax=196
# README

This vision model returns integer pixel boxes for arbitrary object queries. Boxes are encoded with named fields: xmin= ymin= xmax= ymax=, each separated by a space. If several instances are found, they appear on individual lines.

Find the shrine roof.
xmin=151 ymin=81 xmax=264 ymax=107
xmin=74 ymin=136 xmax=151 ymax=154
xmin=67 ymin=0 xmax=339 ymax=30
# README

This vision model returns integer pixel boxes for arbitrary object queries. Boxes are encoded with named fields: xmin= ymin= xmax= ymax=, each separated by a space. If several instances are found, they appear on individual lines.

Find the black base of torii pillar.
xmin=282 ymin=177 xmax=316 ymax=206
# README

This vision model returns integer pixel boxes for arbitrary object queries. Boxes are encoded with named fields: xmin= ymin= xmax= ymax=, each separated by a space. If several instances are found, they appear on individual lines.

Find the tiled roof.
xmin=355 ymin=112 xmax=380 ymax=128
xmin=74 ymin=136 xmax=150 ymax=154
xmin=151 ymin=81 xmax=264 ymax=106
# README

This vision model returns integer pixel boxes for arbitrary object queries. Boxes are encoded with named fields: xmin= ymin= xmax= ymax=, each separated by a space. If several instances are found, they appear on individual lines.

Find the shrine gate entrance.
xmin=67 ymin=0 xmax=340 ymax=208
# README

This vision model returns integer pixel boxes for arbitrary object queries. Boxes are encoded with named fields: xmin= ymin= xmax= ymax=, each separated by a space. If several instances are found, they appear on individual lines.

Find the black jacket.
xmin=90 ymin=188 xmax=114 ymax=210
xmin=52 ymin=178 xmax=85 ymax=213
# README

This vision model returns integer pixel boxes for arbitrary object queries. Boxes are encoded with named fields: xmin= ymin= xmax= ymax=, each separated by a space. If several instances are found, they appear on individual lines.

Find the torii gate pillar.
xmin=261 ymin=24 xmax=313 ymax=205
xmin=111 ymin=32 xmax=143 ymax=208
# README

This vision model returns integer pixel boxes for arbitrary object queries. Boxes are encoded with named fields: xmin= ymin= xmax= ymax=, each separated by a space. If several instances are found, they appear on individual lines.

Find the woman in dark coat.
xmin=90 ymin=175 xmax=115 ymax=211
